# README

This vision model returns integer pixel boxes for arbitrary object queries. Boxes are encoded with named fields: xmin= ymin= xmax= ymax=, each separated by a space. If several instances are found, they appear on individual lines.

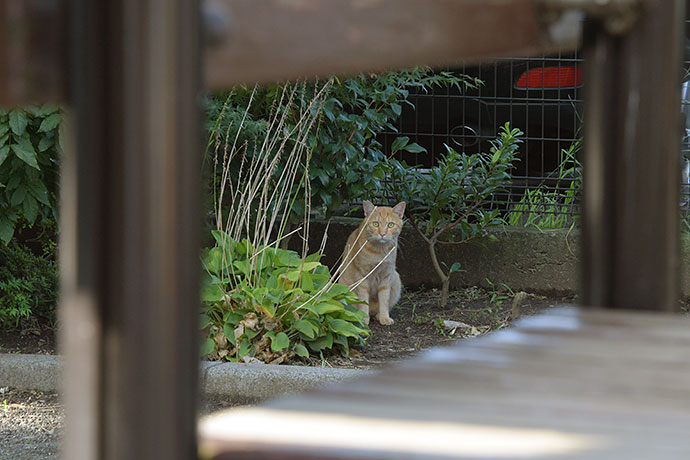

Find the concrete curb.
xmin=0 ymin=354 xmax=61 ymax=392
xmin=1 ymin=354 xmax=371 ymax=403
xmin=201 ymin=361 xmax=371 ymax=404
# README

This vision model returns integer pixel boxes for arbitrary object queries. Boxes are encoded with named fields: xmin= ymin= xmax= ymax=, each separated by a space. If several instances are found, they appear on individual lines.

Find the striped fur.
xmin=339 ymin=200 xmax=405 ymax=325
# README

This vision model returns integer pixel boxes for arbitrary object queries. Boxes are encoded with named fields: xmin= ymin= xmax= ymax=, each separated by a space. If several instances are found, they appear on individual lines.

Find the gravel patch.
xmin=0 ymin=388 xmax=62 ymax=460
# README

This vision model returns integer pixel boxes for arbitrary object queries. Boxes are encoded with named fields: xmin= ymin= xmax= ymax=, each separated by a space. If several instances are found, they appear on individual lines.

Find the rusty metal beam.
xmin=203 ymin=0 xmax=583 ymax=88
xmin=0 ymin=0 xmax=67 ymax=106
xmin=60 ymin=1 xmax=201 ymax=459
xmin=581 ymin=0 xmax=684 ymax=310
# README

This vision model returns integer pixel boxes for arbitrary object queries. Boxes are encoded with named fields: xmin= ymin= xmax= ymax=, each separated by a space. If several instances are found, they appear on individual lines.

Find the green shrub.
xmin=0 ymin=236 xmax=58 ymax=328
xmin=386 ymin=123 xmax=522 ymax=307
xmin=0 ymin=106 xmax=61 ymax=245
xmin=201 ymin=231 xmax=369 ymax=363
xmin=204 ymin=69 xmax=480 ymax=224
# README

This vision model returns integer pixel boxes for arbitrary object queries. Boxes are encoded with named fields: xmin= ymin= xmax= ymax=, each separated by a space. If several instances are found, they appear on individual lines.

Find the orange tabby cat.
xmin=339 ymin=200 xmax=405 ymax=325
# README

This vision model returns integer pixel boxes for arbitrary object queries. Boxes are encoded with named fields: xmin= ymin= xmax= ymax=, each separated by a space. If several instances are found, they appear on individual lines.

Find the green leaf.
xmin=203 ymin=247 xmax=224 ymax=277
xmin=300 ymin=272 xmax=314 ymax=291
xmin=29 ymin=105 xmax=59 ymax=117
xmin=333 ymin=334 xmax=350 ymax=355
xmin=449 ymin=262 xmax=463 ymax=274
xmin=284 ymin=270 xmax=301 ymax=283
xmin=22 ymin=195 xmax=39 ymax=224
xmin=10 ymin=186 xmax=27 ymax=207
xmin=270 ymin=332 xmax=290 ymax=352
xmin=201 ymin=274 xmax=225 ymax=302
xmin=26 ymin=177 xmax=50 ymax=205
xmin=312 ymin=301 xmax=344 ymax=315
xmin=404 ymin=142 xmax=427 ymax=154
xmin=293 ymin=319 xmax=317 ymax=339
xmin=200 ymin=313 xmax=212 ymax=330
xmin=491 ymin=149 xmax=502 ymax=164
xmin=293 ymin=343 xmax=309 ymax=358
xmin=12 ymin=137 xmax=40 ymax=169
xmin=233 ymin=259 xmax=249 ymax=275
xmin=0 ymin=216 xmax=14 ymax=245
xmin=327 ymin=284 xmax=352 ymax=297
xmin=37 ymin=136 xmax=54 ymax=152
xmin=223 ymin=324 xmax=237 ymax=346
xmin=0 ymin=145 xmax=9 ymax=166
xmin=38 ymin=113 xmax=61 ymax=133
xmin=201 ymin=337 xmax=215 ymax=356
xmin=300 ymin=261 xmax=322 ymax=272
xmin=335 ymin=308 xmax=367 ymax=323
xmin=343 ymin=144 xmax=359 ymax=161
xmin=327 ymin=318 xmax=367 ymax=338
xmin=9 ymin=111 xmax=28 ymax=136
xmin=391 ymin=136 xmax=410 ymax=154
xmin=308 ymin=332 xmax=333 ymax=351
xmin=238 ymin=338 xmax=253 ymax=357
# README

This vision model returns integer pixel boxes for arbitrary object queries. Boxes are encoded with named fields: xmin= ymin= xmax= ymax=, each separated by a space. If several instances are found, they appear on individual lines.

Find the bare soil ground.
xmin=305 ymin=286 xmax=575 ymax=368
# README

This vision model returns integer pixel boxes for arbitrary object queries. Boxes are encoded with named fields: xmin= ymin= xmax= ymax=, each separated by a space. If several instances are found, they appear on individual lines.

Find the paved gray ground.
xmin=0 ymin=358 xmax=368 ymax=460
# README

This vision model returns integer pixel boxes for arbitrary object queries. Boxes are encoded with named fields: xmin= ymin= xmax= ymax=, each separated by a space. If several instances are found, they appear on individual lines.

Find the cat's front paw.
xmin=377 ymin=315 xmax=394 ymax=326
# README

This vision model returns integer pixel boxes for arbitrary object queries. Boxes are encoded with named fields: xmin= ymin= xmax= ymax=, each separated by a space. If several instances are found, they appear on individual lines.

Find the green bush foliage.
xmin=0 ymin=106 xmax=61 ymax=245
xmin=0 ymin=235 xmax=58 ymax=328
xmin=386 ymin=123 xmax=523 ymax=306
xmin=201 ymin=230 xmax=369 ymax=363
xmin=204 ymin=68 xmax=480 ymax=223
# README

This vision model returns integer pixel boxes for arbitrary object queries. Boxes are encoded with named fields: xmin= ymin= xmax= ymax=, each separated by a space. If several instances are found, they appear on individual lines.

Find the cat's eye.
xmin=372 ymin=222 xmax=379 ymax=227
xmin=387 ymin=222 xmax=395 ymax=228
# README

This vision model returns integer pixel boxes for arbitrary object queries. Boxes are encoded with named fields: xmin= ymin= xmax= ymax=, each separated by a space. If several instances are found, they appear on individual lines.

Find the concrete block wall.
xmin=300 ymin=218 xmax=690 ymax=298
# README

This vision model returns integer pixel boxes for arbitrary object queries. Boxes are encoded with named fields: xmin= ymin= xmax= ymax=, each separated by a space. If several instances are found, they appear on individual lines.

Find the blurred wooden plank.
xmin=199 ymin=307 xmax=690 ymax=459
xmin=204 ymin=0 xmax=582 ymax=88
xmin=0 ymin=0 xmax=67 ymax=106
xmin=581 ymin=0 xmax=684 ymax=311
xmin=60 ymin=1 xmax=201 ymax=459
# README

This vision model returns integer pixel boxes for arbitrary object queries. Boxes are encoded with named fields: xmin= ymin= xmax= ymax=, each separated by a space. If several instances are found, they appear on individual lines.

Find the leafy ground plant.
xmin=0 ymin=239 xmax=57 ymax=328
xmin=386 ymin=123 xmax=522 ymax=307
xmin=201 ymin=232 xmax=368 ymax=363
xmin=508 ymin=139 xmax=581 ymax=230
xmin=203 ymin=83 xmax=369 ymax=363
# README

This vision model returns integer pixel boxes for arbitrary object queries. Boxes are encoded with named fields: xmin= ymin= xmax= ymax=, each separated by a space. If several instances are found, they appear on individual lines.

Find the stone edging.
xmin=0 ymin=354 xmax=370 ymax=403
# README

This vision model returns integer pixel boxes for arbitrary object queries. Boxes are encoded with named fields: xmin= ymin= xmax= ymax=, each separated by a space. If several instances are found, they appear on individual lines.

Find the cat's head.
xmin=362 ymin=200 xmax=405 ymax=244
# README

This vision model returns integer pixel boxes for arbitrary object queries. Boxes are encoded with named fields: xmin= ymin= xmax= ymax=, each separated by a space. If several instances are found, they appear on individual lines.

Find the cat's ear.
xmin=392 ymin=202 xmax=406 ymax=218
xmin=362 ymin=200 xmax=375 ymax=217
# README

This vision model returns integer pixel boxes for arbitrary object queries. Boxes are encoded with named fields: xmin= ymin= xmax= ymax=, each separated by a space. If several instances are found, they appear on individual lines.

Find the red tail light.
xmin=515 ymin=66 xmax=582 ymax=89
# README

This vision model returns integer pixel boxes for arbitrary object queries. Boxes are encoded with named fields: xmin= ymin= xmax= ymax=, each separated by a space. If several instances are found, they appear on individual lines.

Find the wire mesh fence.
xmin=380 ymin=37 xmax=690 ymax=230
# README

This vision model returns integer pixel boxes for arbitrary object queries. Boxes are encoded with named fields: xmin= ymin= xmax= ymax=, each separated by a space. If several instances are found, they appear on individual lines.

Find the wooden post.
xmin=0 ymin=0 xmax=67 ymax=106
xmin=60 ymin=1 xmax=201 ymax=459
xmin=581 ymin=0 xmax=685 ymax=310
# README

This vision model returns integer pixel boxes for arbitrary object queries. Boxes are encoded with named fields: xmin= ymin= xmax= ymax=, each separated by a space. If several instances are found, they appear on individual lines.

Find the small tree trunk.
xmin=427 ymin=238 xmax=449 ymax=308
xmin=440 ymin=278 xmax=449 ymax=308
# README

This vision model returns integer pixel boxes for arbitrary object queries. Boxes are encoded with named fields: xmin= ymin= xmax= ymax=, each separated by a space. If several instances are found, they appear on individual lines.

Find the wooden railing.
xmin=1 ymin=0 xmax=685 ymax=459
